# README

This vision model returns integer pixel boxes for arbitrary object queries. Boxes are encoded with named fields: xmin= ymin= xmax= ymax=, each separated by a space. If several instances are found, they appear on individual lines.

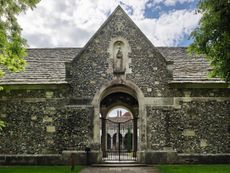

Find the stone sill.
xmin=0 ymin=154 xmax=61 ymax=157
xmin=178 ymin=153 xmax=230 ymax=156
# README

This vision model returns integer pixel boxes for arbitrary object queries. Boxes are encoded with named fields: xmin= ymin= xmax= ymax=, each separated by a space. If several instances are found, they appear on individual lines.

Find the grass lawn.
xmin=156 ymin=164 xmax=230 ymax=173
xmin=0 ymin=166 xmax=83 ymax=173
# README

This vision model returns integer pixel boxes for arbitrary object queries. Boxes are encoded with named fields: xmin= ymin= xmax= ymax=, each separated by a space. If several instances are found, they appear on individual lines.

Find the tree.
xmin=0 ymin=0 xmax=40 ymax=82
xmin=188 ymin=0 xmax=230 ymax=81
xmin=0 ymin=0 xmax=40 ymax=130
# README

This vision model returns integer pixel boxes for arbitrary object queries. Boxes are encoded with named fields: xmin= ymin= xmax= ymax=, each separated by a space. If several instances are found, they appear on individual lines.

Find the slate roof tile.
xmin=0 ymin=48 xmax=81 ymax=84
xmin=158 ymin=47 xmax=223 ymax=83
xmin=0 ymin=47 xmax=224 ymax=85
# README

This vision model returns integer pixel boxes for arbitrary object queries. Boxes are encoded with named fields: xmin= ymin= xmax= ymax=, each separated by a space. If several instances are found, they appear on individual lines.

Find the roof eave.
xmin=169 ymin=81 xmax=230 ymax=88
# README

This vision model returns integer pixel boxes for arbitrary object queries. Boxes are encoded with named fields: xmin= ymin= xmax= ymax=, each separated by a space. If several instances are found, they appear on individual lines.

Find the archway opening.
xmin=107 ymin=107 xmax=133 ymax=151
xmin=100 ymin=89 xmax=138 ymax=161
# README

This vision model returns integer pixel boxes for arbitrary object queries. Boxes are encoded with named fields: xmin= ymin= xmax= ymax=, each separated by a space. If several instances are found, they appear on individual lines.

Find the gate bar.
xmin=118 ymin=122 xmax=120 ymax=161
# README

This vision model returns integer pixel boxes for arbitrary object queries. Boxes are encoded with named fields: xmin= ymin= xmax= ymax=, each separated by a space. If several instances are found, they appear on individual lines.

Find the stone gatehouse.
xmin=0 ymin=6 xmax=229 ymax=165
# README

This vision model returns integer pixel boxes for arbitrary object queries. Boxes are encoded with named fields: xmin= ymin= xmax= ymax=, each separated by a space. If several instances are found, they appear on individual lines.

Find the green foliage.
xmin=188 ymin=0 xmax=230 ymax=81
xmin=0 ymin=0 xmax=40 ymax=78
xmin=0 ymin=119 xmax=5 ymax=130
xmin=156 ymin=164 xmax=230 ymax=173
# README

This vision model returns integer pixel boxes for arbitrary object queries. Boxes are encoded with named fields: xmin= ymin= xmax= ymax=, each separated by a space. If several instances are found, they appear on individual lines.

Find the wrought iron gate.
xmin=102 ymin=118 xmax=137 ymax=161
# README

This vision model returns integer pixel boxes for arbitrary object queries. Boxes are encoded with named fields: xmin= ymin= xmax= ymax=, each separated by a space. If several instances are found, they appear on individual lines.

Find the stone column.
xmin=116 ymin=124 xmax=119 ymax=150
xmin=100 ymin=107 xmax=107 ymax=157
xmin=133 ymin=118 xmax=138 ymax=157
xmin=111 ymin=135 xmax=113 ymax=149
xmin=122 ymin=136 xmax=124 ymax=150
xmin=101 ymin=118 xmax=106 ymax=157
xmin=132 ymin=107 xmax=139 ymax=157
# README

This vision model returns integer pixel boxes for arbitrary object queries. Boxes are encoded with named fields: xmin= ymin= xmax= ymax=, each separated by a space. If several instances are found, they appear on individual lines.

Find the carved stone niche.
xmin=107 ymin=38 xmax=131 ymax=75
xmin=113 ymin=41 xmax=125 ymax=74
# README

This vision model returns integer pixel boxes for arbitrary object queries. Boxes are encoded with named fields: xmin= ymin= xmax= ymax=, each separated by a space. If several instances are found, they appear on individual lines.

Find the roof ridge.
xmin=27 ymin=47 xmax=82 ymax=50
xmin=26 ymin=47 xmax=189 ymax=50
xmin=157 ymin=47 xmax=187 ymax=48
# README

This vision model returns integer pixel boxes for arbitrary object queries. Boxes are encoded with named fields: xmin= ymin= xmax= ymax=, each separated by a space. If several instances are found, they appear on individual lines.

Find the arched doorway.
xmin=100 ymin=90 xmax=139 ymax=161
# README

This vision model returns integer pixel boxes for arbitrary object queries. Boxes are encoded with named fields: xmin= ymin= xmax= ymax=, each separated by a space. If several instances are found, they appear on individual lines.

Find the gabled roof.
xmin=0 ymin=47 xmax=224 ymax=85
xmin=72 ymin=5 xmax=164 ymax=63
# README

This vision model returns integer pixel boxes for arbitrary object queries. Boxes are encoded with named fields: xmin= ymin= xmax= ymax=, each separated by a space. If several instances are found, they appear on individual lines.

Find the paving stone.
xmin=80 ymin=166 xmax=158 ymax=173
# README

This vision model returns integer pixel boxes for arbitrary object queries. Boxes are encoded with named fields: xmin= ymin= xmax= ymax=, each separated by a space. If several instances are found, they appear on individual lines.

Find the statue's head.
xmin=117 ymin=41 xmax=122 ymax=48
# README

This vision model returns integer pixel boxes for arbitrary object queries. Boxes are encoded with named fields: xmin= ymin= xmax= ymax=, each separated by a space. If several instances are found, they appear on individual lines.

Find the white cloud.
xmin=147 ymin=0 xmax=195 ymax=7
xmin=18 ymin=0 xmax=118 ymax=47
xmin=18 ymin=0 xmax=201 ymax=48
xmin=136 ymin=9 xmax=201 ymax=46
xmin=164 ymin=0 xmax=195 ymax=6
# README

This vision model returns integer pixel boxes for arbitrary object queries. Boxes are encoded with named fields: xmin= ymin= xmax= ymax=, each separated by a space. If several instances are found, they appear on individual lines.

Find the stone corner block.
xmin=182 ymin=129 xmax=195 ymax=137
xmin=46 ymin=126 xmax=56 ymax=133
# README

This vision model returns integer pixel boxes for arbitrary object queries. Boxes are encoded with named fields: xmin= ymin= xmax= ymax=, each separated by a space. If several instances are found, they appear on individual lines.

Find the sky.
xmin=18 ymin=0 xmax=202 ymax=48
xmin=108 ymin=108 xmax=129 ymax=117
